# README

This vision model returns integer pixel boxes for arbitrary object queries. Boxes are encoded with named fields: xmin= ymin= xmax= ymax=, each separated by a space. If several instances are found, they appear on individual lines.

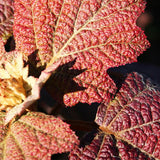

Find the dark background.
xmin=138 ymin=0 xmax=160 ymax=66
xmin=111 ymin=0 xmax=160 ymax=85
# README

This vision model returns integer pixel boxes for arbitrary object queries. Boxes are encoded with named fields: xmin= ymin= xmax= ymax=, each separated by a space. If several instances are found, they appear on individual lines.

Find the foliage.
xmin=0 ymin=0 xmax=159 ymax=159
xmin=70 ymin=72 xmax=160 ymax=159
xmin=0 ymin=112 xmax=78 ymax=159
xmin=13 ymin=0 xmax=150 ymax=106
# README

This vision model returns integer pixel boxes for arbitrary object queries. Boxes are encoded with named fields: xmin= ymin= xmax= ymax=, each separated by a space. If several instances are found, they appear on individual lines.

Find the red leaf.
xmin=13 ymin=0 xmax=150 ymax=106
xmin=0 ymin=0 xmax=14 ymax=41
xmin=0 ymin=111 xmax=79 ymax=159
xmin=70 ymin=133 xmax=156 ymax=160
xmin=69 ymin=133 xmax=119 ymax=160
xmin=70 ymin=133 xmax=154 ymax=160
xmin=95 ymin=72 xmax=160 ymax=159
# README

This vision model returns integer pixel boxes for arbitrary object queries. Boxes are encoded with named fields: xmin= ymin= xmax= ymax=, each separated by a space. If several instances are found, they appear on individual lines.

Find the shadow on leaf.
xmin=27 ymin=50 xmax=46 ymax=77
xmin=45 ymin=59 xmax=86 ymax=106
xmin=4 ymin=36 xmax=15 ymax=52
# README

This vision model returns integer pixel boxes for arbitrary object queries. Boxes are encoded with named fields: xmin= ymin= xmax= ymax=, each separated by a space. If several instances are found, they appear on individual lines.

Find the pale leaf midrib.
xmin=118 ymin=119 xmax=160 ymax=135
xmin=52 ymin=0 xmax=65 ymax=56
xmin=116 ymin=134 xmax=156 ymax=160
xmin=54 ymin=0 xmax=140 ymax=61
xmin=106 ymin=81 xmax=148 ymax=129
xmin=54 ymin=0 xmax=113 ymax=60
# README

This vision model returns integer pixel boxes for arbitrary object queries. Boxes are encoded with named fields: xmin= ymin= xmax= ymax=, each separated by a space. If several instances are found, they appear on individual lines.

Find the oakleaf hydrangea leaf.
xmin=95 ymin=72 xmax=160 ymax=159
xmin=70 ymin=72 xmax=160 ymax=160
xmin=0 ymin=0 xmax=14 ymax=41
xmin=0 ymin=111 xmax=79 ymax=160
xmin=13 ymin=0 xmax=150 ymax=106
xmin=70 ymin=133 xmax=155 ymax=160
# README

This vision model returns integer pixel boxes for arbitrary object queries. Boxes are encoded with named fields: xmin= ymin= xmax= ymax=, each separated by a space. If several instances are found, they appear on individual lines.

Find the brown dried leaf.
xmin=4 ymin=60 xmax=61 ymax=125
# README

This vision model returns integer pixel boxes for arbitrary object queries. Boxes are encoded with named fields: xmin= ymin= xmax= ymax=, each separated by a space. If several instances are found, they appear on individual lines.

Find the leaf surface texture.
xmin=0 ymin=0 xmax=14 ymax=41
xmin=70 ymin=72 xmax=160 ymax=159
xmin=13 ymin=0 xmax=150 ymax=106
xmin=70 ymin=133 xmax=155 ymax=160
xmin=0 ymin=112 xmax=79 ymax=160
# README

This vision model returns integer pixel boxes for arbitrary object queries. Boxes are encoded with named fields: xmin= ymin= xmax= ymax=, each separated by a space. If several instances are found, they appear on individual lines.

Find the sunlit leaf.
xmin=0 ymin=111 xmax=79 ymax=159
xmin=13 ymin=0 xmax=150 ymax=106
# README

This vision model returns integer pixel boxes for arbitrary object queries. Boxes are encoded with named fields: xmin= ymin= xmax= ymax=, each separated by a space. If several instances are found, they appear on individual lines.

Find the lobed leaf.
xmin=70 ymin=72 xmax=160 ymax=159
xmin=69 ymin=132 xmax=155 ymax=160
xmin=0 ymin=0 xmax=14 ymax=41
xmin=13 ymin=0 xmax=150 ymax=106
xmin=95 ymin=72 xmax=160 ymax=159
xmin=69 ymin=133 xmax=119 ymax=160
xmin=0 ymin=111 xmax=79 ymax=160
